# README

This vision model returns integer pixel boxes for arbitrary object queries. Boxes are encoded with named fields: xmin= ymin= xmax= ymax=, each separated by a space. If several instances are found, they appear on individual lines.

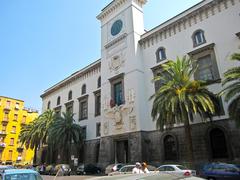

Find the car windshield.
xmin=176 ymin=165 xmax=188 ymax=170
xmin=4 ymin=173 xmax=42 ymax=180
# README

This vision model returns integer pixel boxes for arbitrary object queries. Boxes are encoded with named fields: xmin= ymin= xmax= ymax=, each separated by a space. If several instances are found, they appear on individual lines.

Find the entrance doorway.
xmin=115 ymin=140 xmax=129 ymax=163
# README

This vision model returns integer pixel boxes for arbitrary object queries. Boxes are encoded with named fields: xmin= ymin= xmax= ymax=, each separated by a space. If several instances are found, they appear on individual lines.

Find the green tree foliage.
xmin=48 ymin=112 xmax=83 ymax=164
xmin=220 ymin=53 xmax=240 ymax=125
xmin=150 ymin=56 xmax=220 ymax=165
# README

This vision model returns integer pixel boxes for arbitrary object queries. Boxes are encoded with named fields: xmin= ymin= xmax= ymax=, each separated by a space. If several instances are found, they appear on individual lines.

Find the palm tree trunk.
xmin=184 ymin=119 xmax=194 ymax=168
xmin=33 ymin=145 xmax=37 ymax=164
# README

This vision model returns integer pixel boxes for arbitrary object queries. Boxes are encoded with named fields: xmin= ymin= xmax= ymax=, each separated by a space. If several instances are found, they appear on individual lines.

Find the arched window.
xmin=68 ymin=90 xmax=72 ymax=101
xmin=164 ymin=135 xmax=177 ymax=161
xmin=82 ymin=84 xmax=86 ymax=95
xmin=210 ymin=128 xmax=228 ymax=159
xmin=47 ymin=101 xmax=51 ymax=109
xmin=57 ymin=96 xmax=61 ymax=106
xmin=192 ymin=29 xmax=206 ymax=47
xmin=97 ymin=76 xmax=101 ymax=88
xmin=156 ymin=47 xmax=166 ymax=63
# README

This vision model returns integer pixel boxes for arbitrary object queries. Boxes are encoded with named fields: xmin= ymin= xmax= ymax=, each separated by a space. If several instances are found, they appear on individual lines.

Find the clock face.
xmin=111 ymin=19 xmax=123 ymax=36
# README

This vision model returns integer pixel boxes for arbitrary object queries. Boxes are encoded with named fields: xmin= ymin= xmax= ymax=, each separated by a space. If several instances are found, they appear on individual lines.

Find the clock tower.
xmin=97 ymin=0 xmax=148 ymax=165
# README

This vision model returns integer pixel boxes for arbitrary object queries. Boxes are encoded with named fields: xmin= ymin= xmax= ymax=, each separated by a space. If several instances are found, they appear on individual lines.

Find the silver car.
xmin=158 ymin=165 xmax=196 ymax=177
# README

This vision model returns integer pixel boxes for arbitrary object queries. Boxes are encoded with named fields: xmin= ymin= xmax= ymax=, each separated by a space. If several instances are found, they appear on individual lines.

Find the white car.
xmin=158 ymin=164 xmax=196 ymax=177
xmin=108 ymin=165 xmax=135 ymax=176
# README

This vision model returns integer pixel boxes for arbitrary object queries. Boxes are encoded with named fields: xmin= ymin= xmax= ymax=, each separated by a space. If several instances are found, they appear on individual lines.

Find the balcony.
xmin=2 ymin=117 xmax=9 ymax=124
xmin=0 ymin=131 xmax=7 ymax=136
xmin=20 ymin=121 xmax=26 ymax=126
xmin=3 ymin=106 xmax=11 ymax=112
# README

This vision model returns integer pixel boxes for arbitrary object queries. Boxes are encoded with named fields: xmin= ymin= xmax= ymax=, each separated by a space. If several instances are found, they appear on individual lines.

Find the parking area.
xmin=42 ymin=175 xmax=103 ymax=180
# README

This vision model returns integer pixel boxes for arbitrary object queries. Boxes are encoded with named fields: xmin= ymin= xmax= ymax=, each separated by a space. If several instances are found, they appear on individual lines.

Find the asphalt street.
xmin=42 ymin=175 xmax=102 ymax=180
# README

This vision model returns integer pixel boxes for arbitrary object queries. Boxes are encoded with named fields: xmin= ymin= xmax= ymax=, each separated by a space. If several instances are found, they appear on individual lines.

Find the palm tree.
xmin=19 ymin=110 xmax=56 ymax=164
xmin=19 ymin=119 xmax=41 ymax=164
xmin=48 ymin=112 xmax=83 ymax=164
xmin=150 ymin=56 xmax=220 ymax=166
xmin=220 ymin=53 xmax=240 ymax=126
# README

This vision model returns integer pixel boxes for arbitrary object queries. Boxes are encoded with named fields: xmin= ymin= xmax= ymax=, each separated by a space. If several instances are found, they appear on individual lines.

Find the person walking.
xmin=141 ymin=162 xmax=150 ymax=173
xmin=132 ymin=162 xmax=144 ymax=174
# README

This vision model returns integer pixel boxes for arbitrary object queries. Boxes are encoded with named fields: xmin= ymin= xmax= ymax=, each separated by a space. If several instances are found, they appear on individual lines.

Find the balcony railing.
xmin=4 ymin=106 xmax=11 ymax=111
xmin=0 ymin=131 xmax=7 ymax=136
xmin=2 ymin=117 xmax=9 ymax=123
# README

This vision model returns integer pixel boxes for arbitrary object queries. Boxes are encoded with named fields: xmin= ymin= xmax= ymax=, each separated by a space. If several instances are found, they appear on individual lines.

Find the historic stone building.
xmin=41 ymin=0 xmax=240 ymax=167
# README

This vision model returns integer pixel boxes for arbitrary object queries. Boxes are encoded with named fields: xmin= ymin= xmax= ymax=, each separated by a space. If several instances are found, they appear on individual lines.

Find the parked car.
xmin=89 ymin=172 xmax=205 ymax=180
xmin=45 ymin=164 xmax=55 ymax=175
xmin=105 ymin=163 xmax=125 ymax=175
xmin=0 ymin=169 xmax=43 ymax=180
xmin=108 ymin=165 xmax=135 ymax=176
xmin=200 ymin=162 xmax=240 ymax=180
xmin=51 ymin=164 xmax=71 ymax=176
xmin=158 ymin=164 xmax=196 ymax=176
xmin=0 ymin=165 xmax=15 ymax=171
xmin=76 ymin=164 xmax=102 ymax=175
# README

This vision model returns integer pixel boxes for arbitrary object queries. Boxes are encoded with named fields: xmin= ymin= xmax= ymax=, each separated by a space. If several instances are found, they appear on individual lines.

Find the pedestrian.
xmin=141 ymin=162 xmax=150 ymax=173
xmin=132 ymin=162 xmax=144 ymax=174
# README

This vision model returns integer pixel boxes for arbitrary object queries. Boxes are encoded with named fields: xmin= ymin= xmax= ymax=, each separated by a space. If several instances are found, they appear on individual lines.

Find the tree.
xmin=19 ymin=119 xmax=41 ymax=164
xmin=48 ymin=112 xmax=83 ymax=164
xmin=220 ymin=53 xmax=240 ymax=126
xmin=150 ymin=56 xmax=220 ymax=166
xmin=19 ymin=109 xmax=56 ymax=164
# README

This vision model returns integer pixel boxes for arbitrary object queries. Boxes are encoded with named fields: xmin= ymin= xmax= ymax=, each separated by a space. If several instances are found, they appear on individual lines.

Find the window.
xmin=156 ymin=47 xmax=167 ymax=62
xmin=78 ymin=96 xmax=88 ymax=120
xmin=14 ymin=114 xmax=18 ymax=121
xmin=8 ymin=150 xmax=13 ymax=160
xmin=3 ymin=112 xmax=9 ymax=121
xmin=65 ymin=100 xmax=74 ymax=114
xmin=10 ymin=138 xmax=14 ymax=146
xmin=6 ymin=101 xmax=11 ymax=108
xmin=15 ymin=102 xmax=20 ymax=110
xmin=97 ymin=76 xmax=101 ymax=88
xmin=47 ymin=101 xmax=51 ymax=109
xmin=22 ymin=116 xmax=26 ymax=124
xmin=152 ymin=66 xmax=170 ymax=92
xmin=188 ymin=43 xmax=220 ymax=82
xmin=81 ymin=126 xmax=87 ymax=140
xmin=57 ymin=96 xmax=61 ymax=106
xmin=95 ymin=91 xmax=101 ymax=116
xmin=54 ymin=106 xmax=61 ymax=117
xmin=210 ymin=128 xmax=228 ymax=159
xmin=11 ymin=126 xmax=16 ymax=133
xmin=82 ymin=84 xmax=86 ymax=95
xmin=2 ymin=125 xmax=6 ymax=133
xmin=164 ymin=135 xmax=178 ymax=161
xmin=96 ymin=123 xmax=101 ymax=137
xmin=192 ymin=29 xmax=206 ymax=47
xmin=12 ymin=126 xmax=16 ymax=133
xmin=110 ymin=74 xmax=125 ymax=106
xmin=68 ymin=90 xmax=73 ymax=101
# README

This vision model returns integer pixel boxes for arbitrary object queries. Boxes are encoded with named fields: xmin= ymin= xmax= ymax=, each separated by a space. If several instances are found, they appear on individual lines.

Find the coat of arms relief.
xmin=103 ymin=89 xmax=137 ymax=135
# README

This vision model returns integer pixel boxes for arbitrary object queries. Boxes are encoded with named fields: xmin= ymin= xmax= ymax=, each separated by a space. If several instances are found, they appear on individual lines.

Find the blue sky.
xmin=0 ymin=0 xmax=202 ymax=112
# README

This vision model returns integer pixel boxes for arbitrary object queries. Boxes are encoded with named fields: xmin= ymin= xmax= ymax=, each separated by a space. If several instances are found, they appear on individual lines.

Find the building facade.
xmin=0 ymin=96 xmax=38 ymax=165
xmin=41 ymin=0 xmax=240 ymax=167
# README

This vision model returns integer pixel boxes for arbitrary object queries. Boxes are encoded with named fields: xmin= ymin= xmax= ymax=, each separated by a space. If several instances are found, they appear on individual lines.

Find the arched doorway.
xmin=210 ymin=128 xmax=228 ymax=159
xmin=164 ymin=135 xmax=178 ymax=161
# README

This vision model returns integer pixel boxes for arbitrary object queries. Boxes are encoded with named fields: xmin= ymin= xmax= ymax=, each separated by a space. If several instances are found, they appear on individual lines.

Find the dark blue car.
xmin=200 ymin=163 xmax=240 ymax=180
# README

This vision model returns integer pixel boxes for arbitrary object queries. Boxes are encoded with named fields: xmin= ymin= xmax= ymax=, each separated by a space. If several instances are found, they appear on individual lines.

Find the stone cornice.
xmin=105 ymin=33 xmax=127 ymax=49
xmin=139 ymin=0 xmax=235 ymax=48
xmin=41 ymin=59 xmax=101 ymax=99
xmin=97 ymin=0 xmax=147 ymax=21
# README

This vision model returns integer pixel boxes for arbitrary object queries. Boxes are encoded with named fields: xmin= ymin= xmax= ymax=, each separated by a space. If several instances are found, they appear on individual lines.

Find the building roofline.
xmin=0 ymin=96 xmax=24 ymax=102
xmin=41 ymin=59 xmax=101 ymax=98
xmin=140 ymin=0 xmax=210 ymax=41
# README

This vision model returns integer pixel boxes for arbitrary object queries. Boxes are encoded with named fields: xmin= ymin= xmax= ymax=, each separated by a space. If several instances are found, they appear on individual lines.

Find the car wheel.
xmin=83 ymin=171 xmax=86 ymax=175
xmin=97 ymin=170 xmax=100 ymax=174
